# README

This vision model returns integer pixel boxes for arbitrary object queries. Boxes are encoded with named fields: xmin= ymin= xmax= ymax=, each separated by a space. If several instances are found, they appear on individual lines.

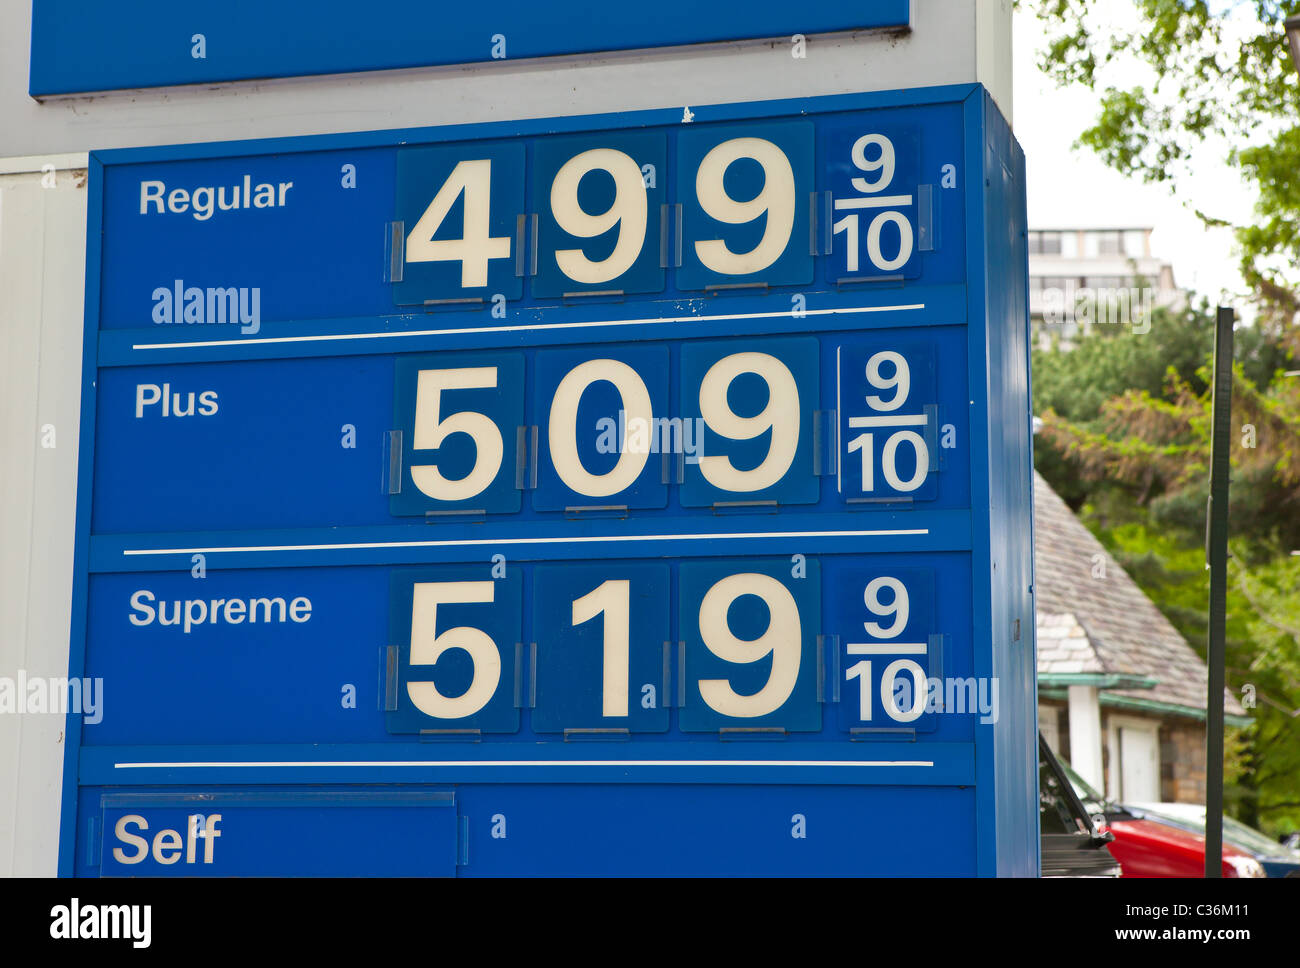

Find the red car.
xmin=1103 ymin=816 xmax=1265 ymax=878
xmin=1053 ymin=745 xmax=1266 ymax=878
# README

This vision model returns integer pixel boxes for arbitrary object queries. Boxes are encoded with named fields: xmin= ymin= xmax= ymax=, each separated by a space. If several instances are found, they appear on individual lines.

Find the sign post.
xmin=60 ymin=85 xmax=1036 ymax=876
xmin=1204 ymin=305 xmax=1234 ymax=877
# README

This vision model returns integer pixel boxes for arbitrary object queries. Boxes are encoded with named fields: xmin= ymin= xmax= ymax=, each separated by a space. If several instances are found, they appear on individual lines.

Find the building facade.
xmin=1028 ymin=227 xmax=1182 ymax=346
xmin=1033 ymin=473 xmax=1248 ymax=804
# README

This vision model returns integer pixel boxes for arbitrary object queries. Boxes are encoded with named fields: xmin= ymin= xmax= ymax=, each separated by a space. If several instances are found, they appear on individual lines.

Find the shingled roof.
xmin=1034 ymin=472 xmax=1245 ymax=718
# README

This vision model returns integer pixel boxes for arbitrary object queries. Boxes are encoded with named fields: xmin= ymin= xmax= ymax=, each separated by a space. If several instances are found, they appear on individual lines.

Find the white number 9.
xmin=864 ymin=577 xmax=909 ymax=638
xmin=698 ymin=573 xmax=802 ymax=718
xmin=694 ymin=137 xmax=796 ymax=276
xmin=865 ymin=351 xmax=911 ymax=411
xmin=550 ymin=148 xmax=648 ymax=285
xmin=851 ymin=134 xmax=895 ymax=193
xmin=698 ymin=352 xmax=800 ymax=492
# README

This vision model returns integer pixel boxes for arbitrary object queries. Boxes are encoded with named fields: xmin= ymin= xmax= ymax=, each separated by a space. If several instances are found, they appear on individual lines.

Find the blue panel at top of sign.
xmin=530 ymin=562 xmax=671 ymax=733
xmin=679 ymin=336 xmax=819 ymax=507
xmin=531 ymin=343 xmax=670 ymax=511
xmin=394 ymin=142 xmax=526 ymax=304
xmin=95 ymin=100 xmax=966 ymax=340
xmin=391 ymin=352 xmax=525 ymax=516
xmin=31 ymin=2 xmax=911 ymax=96
xmin=94 ymin=792 xmax=456 ymax=877
xmin=675 ymin=120 xmax=815 ymax=291
xmin=531 ymin=132 xmax=667 ymax=298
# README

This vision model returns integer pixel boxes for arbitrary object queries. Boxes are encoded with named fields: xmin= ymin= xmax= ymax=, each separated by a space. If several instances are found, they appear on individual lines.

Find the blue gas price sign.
xmin=30 ymin=1 xmax=912 ymax=96
xmin=64 ymin=86 xmax=1037 ymax=877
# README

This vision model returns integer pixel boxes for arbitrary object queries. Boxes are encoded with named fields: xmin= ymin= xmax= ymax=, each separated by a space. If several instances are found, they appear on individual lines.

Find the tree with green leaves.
xmin=1029 ymin=0 xmax=1300 ymax=331
xmin=1026 ymin=1 xmax=1300 ymax=834
xmin=1034 ymin=307 xmax=1300 ymax=830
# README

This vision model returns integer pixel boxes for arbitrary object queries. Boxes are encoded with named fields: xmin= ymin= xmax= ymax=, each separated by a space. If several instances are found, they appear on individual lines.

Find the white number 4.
xmin=406 ymin=159 xmax=511 ymax=288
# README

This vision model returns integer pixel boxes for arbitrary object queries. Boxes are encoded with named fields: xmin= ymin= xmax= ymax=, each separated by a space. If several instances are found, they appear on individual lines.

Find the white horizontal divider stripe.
xmin=129 ymin=303 xmax=925 ymax=350
xmin=846 ymin=643 xmax=928 ymax=655
xmin=848 ymin=414 xmax=928 ymax=427
xmin=114 ymin=759 xmax=935 ymax=769
xmin=833 ymin=195 xmax=913 ymax=209
xmin=121 ymin=527 xmax=930 ymax=557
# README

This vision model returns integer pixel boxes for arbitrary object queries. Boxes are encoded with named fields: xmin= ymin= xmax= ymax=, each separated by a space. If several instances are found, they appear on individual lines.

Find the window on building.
xmin=1029 ymin=231 xmax=1063 ymax=255
xmin=1096 ymin=231 xmax=1124 ymax=255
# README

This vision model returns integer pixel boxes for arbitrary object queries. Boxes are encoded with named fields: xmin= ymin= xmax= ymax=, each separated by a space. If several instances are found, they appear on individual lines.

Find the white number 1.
xmin=572 ymin=579 xmax=631 ymax=718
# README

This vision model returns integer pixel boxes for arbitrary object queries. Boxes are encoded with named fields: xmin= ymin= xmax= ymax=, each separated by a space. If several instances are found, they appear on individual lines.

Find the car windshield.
xmin=1126 ymin=802 xmax=1300 ymax=859
xmin=1057 ymin=757 xmax=1107 ymax=811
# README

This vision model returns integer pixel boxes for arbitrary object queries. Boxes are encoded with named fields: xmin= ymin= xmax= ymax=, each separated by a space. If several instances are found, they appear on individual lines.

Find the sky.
xmin=1012 ymin=3 xmax=1262 ymax=309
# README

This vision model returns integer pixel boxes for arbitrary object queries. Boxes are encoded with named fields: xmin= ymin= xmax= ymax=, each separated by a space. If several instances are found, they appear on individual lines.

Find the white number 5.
xmin=407 ymin=581 xmax=500 ymax=719
xmin=411 ymin=367 xmax=503 ymax=502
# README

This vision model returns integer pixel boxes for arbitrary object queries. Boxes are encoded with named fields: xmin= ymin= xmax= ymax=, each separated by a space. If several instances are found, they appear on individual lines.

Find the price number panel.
xmin=531 ymin=344 xmax=670 ymax=511
xmin=676 ymin=558 xmax=821 ymax=732
xmin=822 ymin=119 xmax=924 ymax=282
xmin=385 ymin=555 xmax=967 ymax=738
xmin=390 ymin=335 xmax=959 ymax=516
xmin=386 ymin=566 xmax=525 ymax=734
xmin=394 ymin=142 xmax=526 ymax=304
xmin=531 ymin=562 xmax=671 ymax=733
xmin=830 ymin=567 xmax=942 ymax=733
xmin=392 ymin=111 xmax=950 ymax=305
xmin=836 ymin=338 xmax=942 ymax=503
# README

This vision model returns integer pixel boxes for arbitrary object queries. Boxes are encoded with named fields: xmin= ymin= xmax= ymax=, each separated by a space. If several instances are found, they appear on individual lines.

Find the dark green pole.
xmin=1204 ymin=305 xmax=1234 ymax=878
